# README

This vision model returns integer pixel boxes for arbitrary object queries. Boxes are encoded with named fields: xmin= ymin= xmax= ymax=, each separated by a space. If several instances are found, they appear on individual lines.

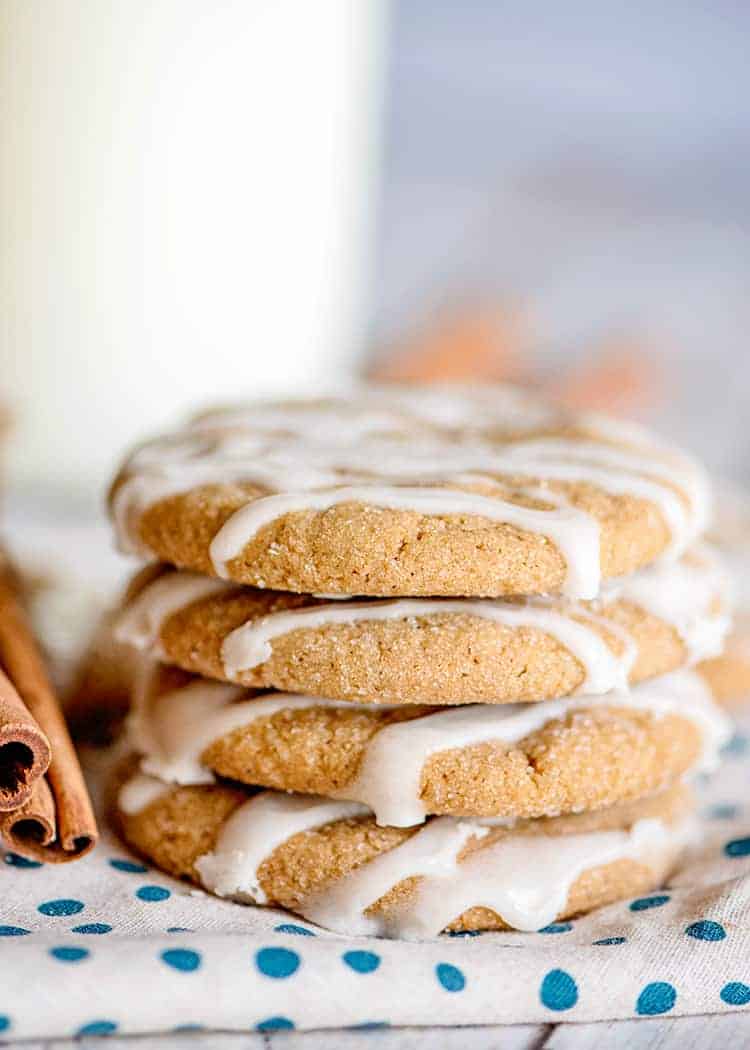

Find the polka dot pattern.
xmin=725 ymin=837 xmax=750 ymax=858
xmin=435 ymin=963 xmax=466 ymax=992
xmin=540 ymin=969 xmax=578 ymax=1011
xmin=109 ymin=859 xmax=148 ymax=874
xmin=685 ymin=920 xmax=726 ymax=941
xmin=636 ymin=982 xmax=676 ymax=1016
xmin=136 ymin=886 xmax=171 ymax=902
xmin=49 ymin=947 xmax=89 ymax=963
xmin=256 ymin=947 xmax=300 ymax=979
xmin=257 ymin=1016 xmax=295 ymax=1031
xmin=721 ymin=983 xmax=750 ymax=1006
xmin=72 ymin=923 xmax=112 ymax=935
xmin=342 ymin=950 xmax=380 ymax=974
xmin=38 ymin=899 xmax=84 ymax=917
xmin=76 ymin=1020 xmax=118 ymax=1036
xmin=161 ymin=949 xmax=202 ymax=973
xmin=4 ymin=853 xmax=42 ymax=869
xmin=629 ymin=894 xmax=670 ymax=912
xmin=274 ymin=923 xmax=315 ymax=936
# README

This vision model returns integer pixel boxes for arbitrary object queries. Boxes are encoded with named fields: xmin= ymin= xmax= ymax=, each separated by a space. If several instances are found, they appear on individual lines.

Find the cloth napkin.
xmin=0 ymin=719 xmax=749 ymax=1041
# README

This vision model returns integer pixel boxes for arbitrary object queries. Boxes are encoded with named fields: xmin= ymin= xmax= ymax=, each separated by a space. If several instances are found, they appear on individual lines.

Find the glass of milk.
xmin=0 ymin=0 xmax=386 ymax=492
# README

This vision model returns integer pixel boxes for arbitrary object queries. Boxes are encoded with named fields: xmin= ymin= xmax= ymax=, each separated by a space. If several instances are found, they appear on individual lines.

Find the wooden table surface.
xmin=16 ymin=1013 xmax=750 ymax=1050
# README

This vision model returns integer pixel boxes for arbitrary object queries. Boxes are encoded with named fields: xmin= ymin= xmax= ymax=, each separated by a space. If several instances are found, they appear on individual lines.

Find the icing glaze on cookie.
xmin=113 ymin=546 xmax=729 ymax=700
xmin=116 ymin=773 xmax=693 ymax=935
xmin=333 ymin=669 xmax=728 ymax=826
xmin=127 ymin=668 xmax=731 ymax=825
xmin=128 ymin=681 xmax=390 ymax=786
xmin=110 ymin=389 xmax=710 ymax=600
xmin=303 ymin=814 xmax=692 ymax=937
xmin=195 ymin=793 xmax=369 ymax=904
xmin=115 ymin=571 xmax=234 ymax=654
xmin=118 ymin=772 xmax=170 ymax=815
xmin=608 ymin=544 xmax=729 ymax=664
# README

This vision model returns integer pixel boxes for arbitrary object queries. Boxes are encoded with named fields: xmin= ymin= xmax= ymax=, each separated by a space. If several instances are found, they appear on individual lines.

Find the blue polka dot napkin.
xmin=0 ymin=722 xmax=749 ymax=1039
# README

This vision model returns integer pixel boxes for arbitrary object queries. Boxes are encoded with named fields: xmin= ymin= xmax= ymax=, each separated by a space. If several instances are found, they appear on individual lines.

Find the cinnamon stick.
xmin=0 ymin=571 xmax=97 ymax=858
xmin=0 ymin=776 xmax=56 ymax=861
xmin=0 ymin=665 xmax=51 ymax=811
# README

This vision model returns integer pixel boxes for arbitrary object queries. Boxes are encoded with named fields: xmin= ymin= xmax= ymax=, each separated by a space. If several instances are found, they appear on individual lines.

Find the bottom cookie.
xmin=115 ymin=773 xmax=694 ymax=938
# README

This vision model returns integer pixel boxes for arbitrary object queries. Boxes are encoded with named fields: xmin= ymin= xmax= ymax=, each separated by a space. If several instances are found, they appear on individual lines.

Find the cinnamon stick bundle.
xmin=0 ymin=567 xmax=97 ymax=861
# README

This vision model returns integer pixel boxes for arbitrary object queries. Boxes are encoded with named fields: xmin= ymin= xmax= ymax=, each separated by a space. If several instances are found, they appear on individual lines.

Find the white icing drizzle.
xmin=372 ymin=815 xmax=694 ymax=938
xmin=118 ymin=773 xmax=170 ymax=815
xmin=335 ymin=668 xmax=729 ymax=826
xmin=114 ymin=571 xmax=234 ymax=652
xmin=111 ymin=391 xmax=710 ymax=601
xmin=218 ymin=595 xmax=634 ymax=692
xmin=128 ymin=682 xmax=366 ymax=786
xmin=609 ymin=545 xmax=730 ymax=663
xmin=208 ymin=484 xmax=602 ymax=599
xmin=196 ymin=792 xmax=370 ymax=904
xmin=115 ymin=546 xmax=730 ymax=700
xmin=181 ymin=778 xmax=691 ymax=936
xmin=127 ymin=669 xmax=731 ymax=826
xmin=301 ymin=817 xmax=483 ymax=937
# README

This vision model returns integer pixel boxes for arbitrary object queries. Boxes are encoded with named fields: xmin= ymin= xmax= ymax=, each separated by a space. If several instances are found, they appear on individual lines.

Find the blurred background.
xmin=2 ymin=0 xmax=749 ymax=506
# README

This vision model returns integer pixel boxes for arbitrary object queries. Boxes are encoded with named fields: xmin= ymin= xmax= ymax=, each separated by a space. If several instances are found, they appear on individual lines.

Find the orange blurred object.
xmin=548 ymin=340 xmax=664 ymax=417
xmin=371 ymin=307 xmax=527 ymax=383
xmin=370 ymin=306 xmax=663 ymax=419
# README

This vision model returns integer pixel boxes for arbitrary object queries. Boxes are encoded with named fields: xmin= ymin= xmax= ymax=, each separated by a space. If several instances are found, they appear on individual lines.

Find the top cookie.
xmin=109 ymin=386 xmax=710 ymax=599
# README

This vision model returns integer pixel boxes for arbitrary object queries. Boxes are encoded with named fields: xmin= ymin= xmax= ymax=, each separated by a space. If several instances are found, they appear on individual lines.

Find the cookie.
xmin=127 ymin=664 xmax=729 ymax=826
xmin=108 ymin=388 xmax=709 ymax=599
xmin=698 ymin=616 xmax=750 ymax=708
xmin=115 ymin=776 xmax=694 ymax=936
xmin=114 ymin=547 xmax=729 ymax=704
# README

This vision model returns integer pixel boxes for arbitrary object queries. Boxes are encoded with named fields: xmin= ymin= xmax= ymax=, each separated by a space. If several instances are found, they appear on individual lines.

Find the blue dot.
xmin=725 ymin=837 xmax=750 ymax=858
xmin=721 ymin=982 xmax=750 ymax=1006
xmin=136 ymin=885 xmax=170 ymax=902
xmin=167 ymin=927 xmax=192 ymax=933
xmin=722 ymin=732 xmax=748 ymax=756
xmin=49 ymin=946 xmax=89 ymax=963
xmin=0 ymin=1017 xmax=9 ymax=1033
xmin=161 ymin=948 xmax=202 ymax=972
xmin=72 ymin=923 xmax=112 ymax=935
xmin=256 ymin=947 xmax=300 ymax=979
xmin=708 ymin=803 xmax=739 ymax=820
xmin=0 ymin=926 xmax=30 ymax=936
xmin=38 ymin=899 xmax=84 ymax=917
xmin=593 ymin=937 xmax=627 ymax=945
xmin=274 ymin=923 xmax=315 ymax=936
xmin=76 ymin=1020 xmax=118 ymax=1036
xmin=447 ymin=929 xmax=481 ymax=937
xmin=539 ymin=922 xmax=573 ymax=934
xmin=636 ymin=982 xmax=676 ymax=1015
xmin=436 ymin=963 xmax=466 ymax=992
xmin=343 ymin=950 xmax=381 ymax=974
xmin=630 ymin=894 xmax=670 ymax=912
xmin=686 ymin=920 xmax=726 ymax=941
xmin=256 ymin=1017 xmax=295 ymax=1032
xmin=540 ymin=969 xmax=578 ymax=1011
xmin=4 ymin=852 xmax=42 ymax=869
xmin=109 ymin=858 xmax=148 ymax=873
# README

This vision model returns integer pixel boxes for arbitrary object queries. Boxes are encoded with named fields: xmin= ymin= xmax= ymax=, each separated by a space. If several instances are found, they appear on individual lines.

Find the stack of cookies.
xmin=106 ymin=387 xmax=733 ymax=937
